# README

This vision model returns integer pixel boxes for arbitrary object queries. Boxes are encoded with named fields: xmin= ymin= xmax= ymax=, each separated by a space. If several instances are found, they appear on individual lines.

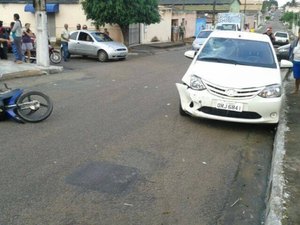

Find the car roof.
xmin=209 ymin=30 xmax=271 ymax=42
xmin=70 ymin=30 xmax=103 ymax=34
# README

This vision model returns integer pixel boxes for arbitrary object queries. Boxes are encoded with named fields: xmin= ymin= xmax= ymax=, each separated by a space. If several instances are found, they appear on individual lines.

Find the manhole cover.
xmin=66 ymin=161 xmax=140 ymax=194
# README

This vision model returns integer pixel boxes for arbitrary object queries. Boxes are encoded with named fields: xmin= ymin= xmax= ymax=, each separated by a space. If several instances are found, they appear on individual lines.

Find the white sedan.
xmin=66 ymin=30 xmax=128 ymax=62
xmin=176 ymin=31 xmax=292 ymax=124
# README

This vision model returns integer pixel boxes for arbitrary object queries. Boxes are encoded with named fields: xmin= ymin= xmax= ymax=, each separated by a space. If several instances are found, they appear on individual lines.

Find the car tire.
xmin=98 ymin=50 xmax=108 ymax=62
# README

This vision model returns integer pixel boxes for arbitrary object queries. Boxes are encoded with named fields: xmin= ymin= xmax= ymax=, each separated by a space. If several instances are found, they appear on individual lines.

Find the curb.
xmin=0 ymin=65 xmax=64 ymax=81
xmin=1 ymin=70 xmax=46 ymax=80
xmin=265 ymin=69 xmax=290 ymax=225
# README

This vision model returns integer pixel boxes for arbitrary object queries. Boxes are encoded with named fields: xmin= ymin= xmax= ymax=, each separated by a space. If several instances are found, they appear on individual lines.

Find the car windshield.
xmin=197 ymin=30 xmax=213 ymax=38
xmin=91 ymin=32 xmax=113 ymax=42
xmin=197 ymin=37 xmax=277 ymax=68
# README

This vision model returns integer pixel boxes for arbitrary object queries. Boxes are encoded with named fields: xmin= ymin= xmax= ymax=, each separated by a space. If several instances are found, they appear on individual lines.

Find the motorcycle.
xmin=0 ymin=82 xmax=53 ymax=123
xmin=25 ymin=44 xmax=62 ymax=64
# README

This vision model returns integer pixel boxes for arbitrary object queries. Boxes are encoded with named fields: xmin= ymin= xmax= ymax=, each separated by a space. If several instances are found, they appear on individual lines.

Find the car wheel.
xmin=98 ymin=50 xmax=108 ymax=62
xmin=179 ymin=101 xmax=188 ymax=116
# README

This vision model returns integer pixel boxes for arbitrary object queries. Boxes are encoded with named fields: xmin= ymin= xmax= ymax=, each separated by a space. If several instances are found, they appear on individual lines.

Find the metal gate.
xmin=129 ymin=23 xmax=140 ymax=46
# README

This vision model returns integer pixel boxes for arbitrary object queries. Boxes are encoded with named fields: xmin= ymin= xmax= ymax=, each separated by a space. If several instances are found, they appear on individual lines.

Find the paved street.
xmin=0 ymin=47 xmax=278 ymax=225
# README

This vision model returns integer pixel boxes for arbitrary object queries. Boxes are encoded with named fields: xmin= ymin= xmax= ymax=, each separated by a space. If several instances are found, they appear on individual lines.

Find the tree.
xmin=81 ymin=0 xmax=161 ymax=46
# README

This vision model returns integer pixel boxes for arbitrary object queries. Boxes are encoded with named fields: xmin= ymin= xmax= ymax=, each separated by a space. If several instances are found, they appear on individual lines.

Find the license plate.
xmin=216 ymin=101 xmax=243 ymax=112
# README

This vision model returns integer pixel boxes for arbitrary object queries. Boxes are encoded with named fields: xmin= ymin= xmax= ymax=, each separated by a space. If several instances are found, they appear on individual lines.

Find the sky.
xmin=277 ymin=0 xmax=290 ymax=7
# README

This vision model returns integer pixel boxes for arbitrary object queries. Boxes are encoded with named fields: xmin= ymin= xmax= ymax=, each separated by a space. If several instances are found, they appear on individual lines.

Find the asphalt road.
xmin=0 ymin=47 xmax=275 ymax=225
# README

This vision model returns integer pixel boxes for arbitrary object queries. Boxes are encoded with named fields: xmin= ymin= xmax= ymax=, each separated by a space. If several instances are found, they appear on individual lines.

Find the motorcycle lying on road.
xmin=0 ymin=82 xmax=53 ymax=123
xmin=25 ymin=45 xmax=62 ymax=64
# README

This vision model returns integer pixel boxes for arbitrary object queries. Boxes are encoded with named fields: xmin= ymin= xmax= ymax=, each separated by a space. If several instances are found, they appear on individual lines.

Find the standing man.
xmin=0 ymin=21 xmax=9 ymax=59
xmin=263 ymin=27 xmax=275 ymax=44
xmin=11 ymin=13 xmax=23 ymax=63
xmin=179 ymin=22 xmax=185 ymax=41
xmin=61 ymin=24 xmax=70 ymax=62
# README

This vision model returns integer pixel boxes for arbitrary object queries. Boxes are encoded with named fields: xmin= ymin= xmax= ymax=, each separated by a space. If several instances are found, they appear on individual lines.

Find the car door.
xmin=67 ymin=31 xmax=79 ymax=54
xmin=74 ymin=32 xmax=90 ymax=55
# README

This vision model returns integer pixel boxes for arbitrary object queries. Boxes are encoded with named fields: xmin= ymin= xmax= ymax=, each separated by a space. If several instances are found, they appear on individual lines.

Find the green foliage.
xmin=281 ymin=12 xmax=294 ymax=23
xmin=81 ymin=0 xmax=161 ymax=28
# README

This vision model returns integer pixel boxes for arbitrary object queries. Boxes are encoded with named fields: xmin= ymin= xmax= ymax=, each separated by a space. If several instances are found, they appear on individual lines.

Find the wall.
xmin=140 ymin=8 xmax=172 ymax=43
xmin=0 ymin=3 xmax=123 ymax=43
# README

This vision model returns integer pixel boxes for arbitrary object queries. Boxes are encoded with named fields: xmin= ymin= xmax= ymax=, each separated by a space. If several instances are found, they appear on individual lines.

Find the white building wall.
xmin=140 ymin=8 xmax=172 ymax=43
xmin=0 ymin=3 xmax=123 ymax=42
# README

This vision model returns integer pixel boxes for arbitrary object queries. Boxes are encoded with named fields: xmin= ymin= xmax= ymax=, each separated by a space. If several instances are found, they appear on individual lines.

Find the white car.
xmin=66 ymin=30 xmax=128 ymax=62
xmin=192 ymin=29 xmax=213 ymax=50
xmin=274 ymin=31 xmax=289 ymax=45
xmin=176 ymin=31 xmax=293 ymax=124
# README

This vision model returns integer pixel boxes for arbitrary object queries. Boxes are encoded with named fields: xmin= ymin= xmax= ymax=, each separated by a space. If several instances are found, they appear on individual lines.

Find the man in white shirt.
xmin=61 ymin=24 xmax=70 ymax=62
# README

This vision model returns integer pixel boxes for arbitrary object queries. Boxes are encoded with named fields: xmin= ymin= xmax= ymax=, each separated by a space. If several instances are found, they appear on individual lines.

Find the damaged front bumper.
xmin=175 ymin=83 xmax=281 ymax=124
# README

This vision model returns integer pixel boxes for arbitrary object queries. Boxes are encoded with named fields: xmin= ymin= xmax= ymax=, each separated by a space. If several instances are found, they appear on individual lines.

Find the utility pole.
xmin=212 ymin=0 xmax=217 ymax=26
xmin=33 ymin=0 xmax=49 ymax=67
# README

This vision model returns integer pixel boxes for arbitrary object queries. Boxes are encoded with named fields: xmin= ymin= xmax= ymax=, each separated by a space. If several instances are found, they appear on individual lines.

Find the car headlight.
xmin=258 ymin=84 xmax=281 ymax=98
xmin=190 ymin=75 xmax=206 ymax=90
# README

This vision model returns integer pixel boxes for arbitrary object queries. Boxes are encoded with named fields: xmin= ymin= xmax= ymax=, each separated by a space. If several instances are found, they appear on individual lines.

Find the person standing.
xmin=104 ymin=28 xmax=109 ymax=36
xmin=22 ymin=23 xmax=35 ymax=63
xmin=11 ymin=13 xmax=23 ymax=64
xmin=76 ymin=24 xmax=81 ymax=30
xmin=9 ymin=21 xmax=18 ymax=61
xmin=263 ymin=27 xmax=275 ymax=44
xmin=0 ymin=23 xmax=9 ymax=59
xmin=289 ymin=28 xmax=300 ymax=94
xmin=61 ymin=23 xmax=70 ymax=62
xmin=179 ymin=23 xmax=185 ymax=41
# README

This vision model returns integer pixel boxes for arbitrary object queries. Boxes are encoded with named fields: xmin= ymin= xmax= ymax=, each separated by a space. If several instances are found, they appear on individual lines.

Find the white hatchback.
xmin=176 ymin=31 xmax=292 ymax=124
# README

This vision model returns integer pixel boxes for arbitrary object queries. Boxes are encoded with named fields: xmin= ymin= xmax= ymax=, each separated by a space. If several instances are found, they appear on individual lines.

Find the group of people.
xmin=0 ymin=13 xmax=35 ymax=64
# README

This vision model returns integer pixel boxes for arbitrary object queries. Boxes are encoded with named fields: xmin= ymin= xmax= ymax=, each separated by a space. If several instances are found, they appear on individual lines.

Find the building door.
xmin=129 ymin=23 xmax=140 ymax=46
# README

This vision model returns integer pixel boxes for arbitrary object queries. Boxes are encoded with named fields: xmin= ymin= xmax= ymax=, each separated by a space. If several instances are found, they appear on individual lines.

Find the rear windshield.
xmin=275 ymin=32 xmax=288 ymax=38
xmin=197 ymin=30 xmax=213 ymax=38
xmin=197 ymin=37 xmax=277 ymax=68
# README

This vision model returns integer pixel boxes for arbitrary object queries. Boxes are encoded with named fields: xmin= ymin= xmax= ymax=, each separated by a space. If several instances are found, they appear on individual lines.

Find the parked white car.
xmin=274 ymin=31 xmax=289 ymax=45
xmin=176 ymin=31 xmax=293 ymax=124
xmin=192 ymin=29 xmax=213 ymax=50
xmin=65 ymin=30 xmax=128 ymax=62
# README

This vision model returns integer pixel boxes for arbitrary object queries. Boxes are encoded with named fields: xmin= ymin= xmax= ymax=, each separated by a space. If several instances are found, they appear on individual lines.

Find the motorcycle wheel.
xmin=50 ymin=51 xmax=62 ymax=64
xmin=16 ymin=91 xmax=53 ymax=123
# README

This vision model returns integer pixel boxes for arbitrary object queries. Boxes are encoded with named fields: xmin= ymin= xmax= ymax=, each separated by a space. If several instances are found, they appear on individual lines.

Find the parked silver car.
xmin=65 ymin=30 xmax=128 ymax=62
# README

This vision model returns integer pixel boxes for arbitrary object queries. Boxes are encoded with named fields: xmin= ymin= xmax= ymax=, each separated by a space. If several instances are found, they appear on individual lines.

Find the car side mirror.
xmin=280 ymin=59 xmax=293 ymax=68
xmin=184 ymin=50 xmax=196 ymax=59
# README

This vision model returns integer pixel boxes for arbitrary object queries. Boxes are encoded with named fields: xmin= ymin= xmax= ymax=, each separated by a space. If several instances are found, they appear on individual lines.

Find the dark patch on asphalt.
xmin=66 ymin=161 xmax=141 ymax=195
xmin=75 ymin=76 xmax=95 ymax=81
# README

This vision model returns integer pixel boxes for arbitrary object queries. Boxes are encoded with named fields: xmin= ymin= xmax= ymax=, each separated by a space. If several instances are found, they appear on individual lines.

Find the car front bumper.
xmin=176 ymin=83 xmax=282 ymax=124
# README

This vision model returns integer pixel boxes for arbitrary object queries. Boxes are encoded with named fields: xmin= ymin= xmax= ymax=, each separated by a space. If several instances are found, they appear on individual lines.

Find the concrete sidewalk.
xmin=0 ymin=42 xmax=299 ymax=225
xmin=0 ymin=60 xmax=63 ymax=80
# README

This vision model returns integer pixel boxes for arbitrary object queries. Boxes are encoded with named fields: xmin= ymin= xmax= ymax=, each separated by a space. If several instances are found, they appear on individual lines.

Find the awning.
xmin=24 ymin=4 xmax=59 ymax=13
